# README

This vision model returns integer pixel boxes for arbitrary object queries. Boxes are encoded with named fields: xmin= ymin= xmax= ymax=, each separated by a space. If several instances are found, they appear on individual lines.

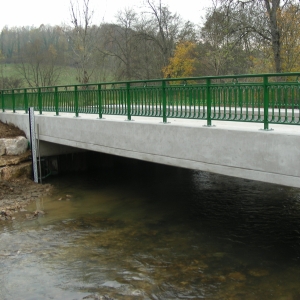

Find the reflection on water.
xmin=1 ymin=161 xmax=300 ymax=300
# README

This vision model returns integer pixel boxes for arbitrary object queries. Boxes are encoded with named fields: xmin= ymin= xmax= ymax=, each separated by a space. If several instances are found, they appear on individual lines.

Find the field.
xmin=0 ymin=63 xmax=83 ymax=87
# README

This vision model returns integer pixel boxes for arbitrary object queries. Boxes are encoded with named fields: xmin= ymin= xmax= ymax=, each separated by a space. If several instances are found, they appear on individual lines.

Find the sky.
xmin=0 ymin=0 xmax=213 ymax=30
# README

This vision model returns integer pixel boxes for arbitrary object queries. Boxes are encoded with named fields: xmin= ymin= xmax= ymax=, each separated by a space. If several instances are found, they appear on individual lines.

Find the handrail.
xmin=1 ymin=73 xmax=300 ymax=130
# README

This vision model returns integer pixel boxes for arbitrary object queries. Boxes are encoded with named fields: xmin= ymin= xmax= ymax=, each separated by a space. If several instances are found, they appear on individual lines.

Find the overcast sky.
xmin=0 ymin=0 xmax=213 ymax=30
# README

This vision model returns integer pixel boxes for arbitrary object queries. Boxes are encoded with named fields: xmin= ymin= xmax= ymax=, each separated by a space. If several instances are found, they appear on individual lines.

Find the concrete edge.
xmin=39 ymin=133 xmax=300 ymax=189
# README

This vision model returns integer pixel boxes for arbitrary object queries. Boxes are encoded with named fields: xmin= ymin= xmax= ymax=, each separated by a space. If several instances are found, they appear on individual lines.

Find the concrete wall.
xmin=1 ymin=112 xmax=300 ymax=188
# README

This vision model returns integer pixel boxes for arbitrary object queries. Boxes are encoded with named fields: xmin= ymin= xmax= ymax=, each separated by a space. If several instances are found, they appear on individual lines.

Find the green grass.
xmin=0 ymin=63 xmax=19 ymax=78
xmin=0 ymin=63 xmax=100 ymax=87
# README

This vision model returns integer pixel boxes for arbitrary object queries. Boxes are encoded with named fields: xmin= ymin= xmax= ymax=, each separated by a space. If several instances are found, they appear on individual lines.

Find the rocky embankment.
xmin=0 ymin=136 xmax=31 ymax=180
xmin=0 ymin=121 xmax=52 ymax=221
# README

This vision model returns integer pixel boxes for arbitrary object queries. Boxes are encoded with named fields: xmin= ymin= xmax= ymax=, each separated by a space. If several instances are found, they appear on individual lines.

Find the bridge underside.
xmin=1 ymin=112 xmax=300 ymax=189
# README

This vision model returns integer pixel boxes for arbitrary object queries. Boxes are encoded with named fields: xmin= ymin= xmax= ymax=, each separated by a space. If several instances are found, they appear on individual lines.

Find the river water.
xmin=1 ymin=160 xmax=300 ymax=300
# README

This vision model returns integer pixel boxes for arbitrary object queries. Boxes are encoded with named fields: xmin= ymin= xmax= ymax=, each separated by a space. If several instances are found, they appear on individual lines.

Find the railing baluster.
xmin=126 ymin=82 xmax=131 ymax=121
xmin=38 ymin=87 xmax=42 ymax=114
xmin=24 ymin=89 xmax=28 ymax=114
xmin=1 ymin=91 xmax=3 ymax=112
xmin=263 ymin=75 xmax=269 ymax=130
xmin=98 ymin=84 xmax=102 ymax=119
xmin=12 ymin=90 xmax=16 ymax=113
xmin=206 ymin=78 xmax=212 ymax=126
xmin=162 ymin=80 xmax=167 ymax=123
xmin=75 ymin=85 xmax=79 ymax=117
xmin=55 ymin=86 xmax=59 ymax=116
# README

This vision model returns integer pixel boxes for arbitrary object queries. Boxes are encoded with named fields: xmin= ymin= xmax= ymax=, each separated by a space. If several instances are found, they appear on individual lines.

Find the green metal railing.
xmin=1 ymin=73 xmax=300 ymax=130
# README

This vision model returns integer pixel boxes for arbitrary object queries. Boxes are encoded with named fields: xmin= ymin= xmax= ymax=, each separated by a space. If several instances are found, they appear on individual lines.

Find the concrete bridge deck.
xmin=0 ymin=110 xmax=299 ymax=189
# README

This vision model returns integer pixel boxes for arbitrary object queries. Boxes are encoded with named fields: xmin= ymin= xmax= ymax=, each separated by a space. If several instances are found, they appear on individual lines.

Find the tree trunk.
xmin=264 ymin=0 xmax=282 ymax=73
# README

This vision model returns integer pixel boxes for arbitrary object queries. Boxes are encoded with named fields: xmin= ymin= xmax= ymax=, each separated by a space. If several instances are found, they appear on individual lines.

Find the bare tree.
xmin=101 ymin=9 xmax=139 ymax=80
xmin=15 ymin=37 xmax=61 ymax=88
xmin=68 ymin=0 xmax=97 ymax=84
xmin=143 ymin=0 xmax=182 ymax=68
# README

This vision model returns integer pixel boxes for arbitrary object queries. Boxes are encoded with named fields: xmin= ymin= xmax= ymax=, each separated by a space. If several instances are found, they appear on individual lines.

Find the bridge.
xmin=0 ymin=73 xmax=300 ymax=188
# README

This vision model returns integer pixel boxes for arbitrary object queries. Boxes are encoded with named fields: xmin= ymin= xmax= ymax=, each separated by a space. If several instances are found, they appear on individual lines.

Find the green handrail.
xmin=1 ymin=73 xmax=300 ymax=129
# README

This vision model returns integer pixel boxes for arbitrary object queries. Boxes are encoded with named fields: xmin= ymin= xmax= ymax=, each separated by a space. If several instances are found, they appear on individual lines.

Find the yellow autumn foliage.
xmin=163 ymin=41 xmax=198 ymax=78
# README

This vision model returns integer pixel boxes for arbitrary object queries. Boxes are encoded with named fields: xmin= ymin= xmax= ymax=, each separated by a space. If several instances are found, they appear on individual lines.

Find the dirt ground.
xmin=0 ymin=120 xmax=52 ymax=220
xmin=0 ymin=120 xmax=26 ymax=138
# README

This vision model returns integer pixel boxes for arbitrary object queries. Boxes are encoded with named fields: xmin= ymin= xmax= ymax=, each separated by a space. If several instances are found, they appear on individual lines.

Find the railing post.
xmin=54 ymin=86 xmax=59 ymax=116
xmin=263 ymin=75 xmax=269 ymax=130
xmin=98 ymin=84 xmax=102 ymax=119
xmin=1 ymin=91 xmax=5 ymax=112
xmin=126 ymin=82 xmax=131 ymax=121
xmin=162 ymin=80 xmax=167 ymax=123
xmin=24 ymin=88 xmax=28 ymax=114
xmin=206 ymin=78 xmax=212 ymax=126
xmin=38 ymin=87 xmax=42 ymax=114
xmin=74 ymin=85 xmax=79 ymax=117
xmin=12 ymin=90 xmax=16 ymax=113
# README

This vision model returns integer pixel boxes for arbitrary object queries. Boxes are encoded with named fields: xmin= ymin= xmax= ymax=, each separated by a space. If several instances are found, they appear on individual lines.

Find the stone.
xmin=0 ymin=150 xmax=31 ymax=167
xmin=4 ymin=136 xmax=28 ymax=156
xmin=0 ymin=161 xmax=32 ymax=180
xmin=0 ymin=139 xmax=5 ymax=156
xmin=248 ymin=269 xmax=269 ymax=277
xmin=228 ymin=272 xmax=246 ymax=281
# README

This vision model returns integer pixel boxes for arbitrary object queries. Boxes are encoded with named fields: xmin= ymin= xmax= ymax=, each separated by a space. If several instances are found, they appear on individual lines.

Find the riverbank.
xmin=0 ymin=120 xmax=52 ymax=220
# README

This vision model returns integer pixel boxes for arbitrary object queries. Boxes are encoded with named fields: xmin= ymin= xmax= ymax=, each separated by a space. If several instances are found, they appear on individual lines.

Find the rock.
xmin=4 ymin=136 xmax=28 ymax=156
xmin=228 ymin=272 xmax=246 ymax=281
xmin=25 ymin=213 xmax=36 ymax=220
xmin=0 ymin=161 xmax=32 ymax=180
xmin=0 ymin=150 xmax=31 ymax=167
xmin=34 ymin=210 xmax=45 ymax=216
xmin=0 ymin=139 xmax=5 ymax=156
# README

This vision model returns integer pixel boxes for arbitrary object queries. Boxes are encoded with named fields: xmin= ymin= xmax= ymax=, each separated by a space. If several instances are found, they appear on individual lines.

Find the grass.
xmin=0 ymin=63 xmax=104 ymax=87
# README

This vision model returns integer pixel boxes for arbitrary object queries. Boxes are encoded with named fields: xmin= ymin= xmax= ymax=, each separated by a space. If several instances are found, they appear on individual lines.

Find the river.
xmin=1 ymin=160 xmax=300 ymax=300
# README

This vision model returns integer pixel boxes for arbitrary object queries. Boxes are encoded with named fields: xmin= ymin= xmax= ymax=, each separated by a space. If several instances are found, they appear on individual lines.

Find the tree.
xmin=214 ymin=0 xmax=300 ymax=73
xmin=101 ymin=9 xmax=140 ymax=80
xmin=68 ymin=0 xmax=98 ymax=84
xmin=140 ymin=0 xmax=193 ymax=75
xmin=277 ymin=3 xmax=300 ymax=72
xmin=15 ymin=33 xmax=61 ymax=87
xmin=162 ymin=41 xmax=198 ymax=78
xmin=200 ymin=7 xmax=252 ymax=75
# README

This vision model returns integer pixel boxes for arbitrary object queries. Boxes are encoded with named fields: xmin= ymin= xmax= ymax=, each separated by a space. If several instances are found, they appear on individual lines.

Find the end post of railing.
xmin=54 ymin=86 xmax=59 ymax=116
xmin=74 ymin=85 xmax=79 ymax=117
xmin=12 ymin=90 xmax=16 ymax=113
xmin=1 ymin=91 xmax=4 ymax=112
xmin=98 ymin=84 xmax=102 ymax=119
xmin=206 ymin=78 xmax=212 ymax=126
xmin=126 ymin=82 xmax=131 ymax=121
xmin=38 ymin=87 xmax=42 ymax=114
xmin=162 ymin=80 xmax=167 ymax=123
xmin=24 ymin=89 xmax=28 ymax=114
xmin=263 ymin=75 xmax=269 ymax=130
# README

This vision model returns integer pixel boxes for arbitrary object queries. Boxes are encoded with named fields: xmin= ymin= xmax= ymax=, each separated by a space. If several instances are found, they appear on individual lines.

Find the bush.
xmin=0 ymin=77 xmax=23 ymax=89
